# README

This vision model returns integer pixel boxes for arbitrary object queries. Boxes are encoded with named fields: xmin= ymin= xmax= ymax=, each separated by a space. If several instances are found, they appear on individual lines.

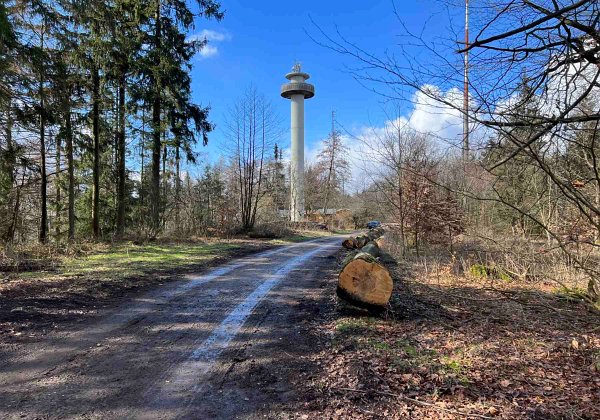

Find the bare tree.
xmin=312 ymin=0 xmax=600 ymax=302
xmin=317 ymin=112 xmax=350 ymax=216
xmin=359 ymin=119 xmax=462 ymax=255
xmin=225 ymin=87 xmax=282 ymax=231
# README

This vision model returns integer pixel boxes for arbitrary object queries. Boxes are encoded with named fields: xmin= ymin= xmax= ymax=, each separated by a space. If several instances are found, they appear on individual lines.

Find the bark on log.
xmin=355 ymin=234 xmax=370 ymax=248
xmin=342 ymin=228 xmax=384 ymax=250
xmin=374 ymin=236 xmax=386 ymax=248
xmin=337 ymin=242 xmax=393 ymax=309
xmin=362 ymin=241 xmax=381 ymax=258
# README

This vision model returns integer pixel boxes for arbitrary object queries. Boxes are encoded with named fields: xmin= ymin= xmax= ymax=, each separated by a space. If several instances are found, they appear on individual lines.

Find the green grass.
xmin=335 ymin=317 xmax=377 ymax=334
xmin=60 ymin=232 xmax=327 ymax=281
xmin=367 ymin=338 xmax=392 ymax=351
xmin=469 ymin=263 xmax=512 ymax=282
xmin=62 ymin=242 xmax=240 ymax=279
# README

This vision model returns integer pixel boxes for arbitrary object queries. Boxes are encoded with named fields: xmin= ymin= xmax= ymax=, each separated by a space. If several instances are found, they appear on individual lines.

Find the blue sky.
xmin=187 ymin=0 xmax=464 ymax=170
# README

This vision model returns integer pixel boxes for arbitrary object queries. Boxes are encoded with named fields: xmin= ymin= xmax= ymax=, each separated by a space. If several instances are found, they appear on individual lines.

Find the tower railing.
xmin=280 ymin=83 xmax=315 ymax=97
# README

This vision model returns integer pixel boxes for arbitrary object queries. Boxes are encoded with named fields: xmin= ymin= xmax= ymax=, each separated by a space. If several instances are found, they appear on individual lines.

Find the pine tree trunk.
xmin=39 ymin=30 xmax=47 ymax=244
xmin=162 ymin=141 xmax=167 ymax=203
xmin=150 ymin=1 xmax=162 ymax=235
xmin=65 ymin=104 xmax=75 ymax=241
xmin=91 ymin=62 xmax=100 ymax=238
xmin=5 ymin=98 xmax=16 ymax=243
xmin=140 ymin=106 xmax=145 ymax=208
xmin=175 ymin=140 xmax=180 ymax=230
xmin=9 ymin=174 xmax=23 ymax=244
xmin=55 ymin=130 xmax=61 ymax=242
xmin=5 ymin=99 xmax=14 ymax=187
xmin=116 ymin=74 xmax=126 ymax=237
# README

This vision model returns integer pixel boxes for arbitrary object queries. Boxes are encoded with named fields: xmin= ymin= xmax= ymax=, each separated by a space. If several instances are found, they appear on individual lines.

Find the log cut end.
xmin=337 ymin=252 xmax=393 ymax=308
xmin=342 ymin=238 xmax=356 ymax=249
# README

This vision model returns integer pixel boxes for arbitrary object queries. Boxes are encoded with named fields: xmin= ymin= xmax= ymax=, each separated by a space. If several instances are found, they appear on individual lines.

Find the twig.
xmin=332 ymin=386 xmax=495 ymax=419
xmin=586 ymin=324 xmax=600 ymax=334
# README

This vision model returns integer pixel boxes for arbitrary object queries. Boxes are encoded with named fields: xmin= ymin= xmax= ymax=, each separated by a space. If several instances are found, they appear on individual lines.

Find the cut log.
xmin=342 ymin=228 xmax=384 ymax=250
xmin=361 ymin=241 xmax=381 ymax=258
xmin=342 ymin=237 xmax=356 ymax=249
xmin=337 ymin=249 xmax=393 ymax=309
xmin=355 ymin=234 xmax=370 ymax=248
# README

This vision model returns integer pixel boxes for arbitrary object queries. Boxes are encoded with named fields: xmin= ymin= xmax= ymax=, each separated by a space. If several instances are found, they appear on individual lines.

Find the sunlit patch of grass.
xmin=389 ymin=339 xmax=439 ymax=373
xmin=555 ymin=286 xmax=589 ymax=303
xmin=61 ymin=233 xmax=328 ymax=280
xmin=469 ymin=263 xmax=512 ymax=282
xmin=62 ymin=242 xmax=240 ymax=280
xmin=442 ymin=357 xmax=464 ymax=373
xmin=395 ymin=339 xmax=420 ymax=357
xmin=335 ymin=317 xmax=376 ymax=334
xmin=5 ymin=234 xmax=330 ymax=286
xmin=367 ymin=338 xmax=391 ymax=351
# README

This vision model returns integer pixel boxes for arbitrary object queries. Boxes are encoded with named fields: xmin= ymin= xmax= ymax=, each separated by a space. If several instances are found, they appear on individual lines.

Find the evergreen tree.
xmin=139 ymin=0 xmax=223 ymax=235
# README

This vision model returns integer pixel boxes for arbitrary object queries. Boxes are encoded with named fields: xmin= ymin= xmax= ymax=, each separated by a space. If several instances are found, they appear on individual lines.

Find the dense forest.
xmin=0 ymin=0 xmax=228 ymax=242
xmin=0 ymin=0 xmax=358 ymax=243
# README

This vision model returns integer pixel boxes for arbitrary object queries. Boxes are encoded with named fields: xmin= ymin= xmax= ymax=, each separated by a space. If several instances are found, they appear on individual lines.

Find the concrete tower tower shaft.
xmin=281 ymin=64 xmax=315 ymax=222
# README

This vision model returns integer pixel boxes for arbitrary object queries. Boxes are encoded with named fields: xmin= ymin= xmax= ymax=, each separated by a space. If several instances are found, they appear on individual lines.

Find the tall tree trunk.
xmin=91 ymin=62 xmax=100 ymax=238
xmin=65 ymin=103 xmax=75 ymax=241
xmin=116 ymin=73 xmax=126 ymax=237
xmin=150 ymin=0 xmax=162 ymax=234
xmin=5 ymin=98 xmax=14 ymax=187
xmin=9 ymin=174 xmax=23 ymax=244
xmin=5 ymin=98 xmax=16 ymax=243
xmin=55 ymin=130 xmax=61 ymax=242
xmin=161 ymin=140 xmax=167 ymax=228
xmin=39 ymin=29 xmax=47 ymax=244
xmin=175 ymin=140 xmax=180 ymax=230
xmin=140 ymin=106 xmax=145 ymax=209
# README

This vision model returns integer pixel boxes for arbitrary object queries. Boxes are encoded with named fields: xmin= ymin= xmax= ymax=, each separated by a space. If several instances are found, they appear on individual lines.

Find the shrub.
xmin=247 ymin=222 xmax=292 ymax=239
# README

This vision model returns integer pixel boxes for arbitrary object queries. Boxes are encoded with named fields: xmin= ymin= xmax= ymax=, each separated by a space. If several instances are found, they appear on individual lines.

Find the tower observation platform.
xmin=280 ymin=73 xmax=315 ymax=99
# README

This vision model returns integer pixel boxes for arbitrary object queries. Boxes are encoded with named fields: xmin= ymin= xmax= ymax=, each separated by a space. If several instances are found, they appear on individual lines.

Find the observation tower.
xmin=280 ymin=63 xmax=315 ymax=222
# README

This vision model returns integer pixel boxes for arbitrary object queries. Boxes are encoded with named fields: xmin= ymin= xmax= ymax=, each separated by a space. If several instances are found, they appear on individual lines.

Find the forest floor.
xmin=0 ymin=230 xmax=332 ymax=342
xmin=273 ymin=246 xmax=600 ymax=419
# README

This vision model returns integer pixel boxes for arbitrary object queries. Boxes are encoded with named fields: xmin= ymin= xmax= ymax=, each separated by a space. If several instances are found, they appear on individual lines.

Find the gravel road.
xmin=0 ymin=236 xmax=342 ymax=419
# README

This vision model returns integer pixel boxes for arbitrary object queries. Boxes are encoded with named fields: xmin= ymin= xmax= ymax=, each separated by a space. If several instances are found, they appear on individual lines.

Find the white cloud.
xmin=198 ymin=44 xmax=219 ymax=58
xmin=301 ymin=85 xmax=470 ymax=192
xmin=187 ymin=29 xmax=231 ymax=59
xmin=188 ymin=29 xmax=232 ymax=42
xmin=408 ymin=85 xmax=463 ymax=145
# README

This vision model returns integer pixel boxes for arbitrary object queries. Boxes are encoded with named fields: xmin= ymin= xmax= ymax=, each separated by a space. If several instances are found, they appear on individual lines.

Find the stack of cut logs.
xmin=338 ymin=227 xmax=393 ymax=310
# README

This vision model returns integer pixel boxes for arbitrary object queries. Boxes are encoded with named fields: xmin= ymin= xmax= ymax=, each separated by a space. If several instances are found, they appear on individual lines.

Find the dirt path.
xmin=0 ymin=236 xmax=342 ymax=419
